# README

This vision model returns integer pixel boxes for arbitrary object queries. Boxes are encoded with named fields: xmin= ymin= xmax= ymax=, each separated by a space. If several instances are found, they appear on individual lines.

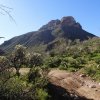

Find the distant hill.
xmin=0 ymin=16 xmax=96 ymax=52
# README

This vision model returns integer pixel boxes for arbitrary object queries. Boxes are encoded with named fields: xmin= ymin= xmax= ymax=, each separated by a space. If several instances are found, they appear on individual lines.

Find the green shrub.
xmin=89 ymin=53 xmax=100 ymax=64
xmin=84 ymin=66 xmax=100 ymax=81
xmin=37 ymin=89 xmax=49 ymax=100
xmin=0 ymin=77 xmax=29 ymax=100
xmin=46 ymin=57 xmax=61 ymax=68
xmin=30 ymin=53 xmax=43 ymax=67
xmin=84 ymin=67 xmax=96 ymax=76
xmin=76 ymin=57 xmax=86 ymax=64
xmin=28 ymin=68 xmax=41 ymax=83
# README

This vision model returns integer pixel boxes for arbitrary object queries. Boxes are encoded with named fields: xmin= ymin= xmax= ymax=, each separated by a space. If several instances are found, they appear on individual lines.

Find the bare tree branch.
xmin=0 ymin=37 xmax=4 ymax=38
xmin=0 ymin=4 xmax=16 ymax=24
xmin=0 ymin=4 xmax=13 ymax=10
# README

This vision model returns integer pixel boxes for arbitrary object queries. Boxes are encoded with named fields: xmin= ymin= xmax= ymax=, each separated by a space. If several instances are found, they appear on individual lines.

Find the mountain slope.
xmin=0 ymin=16 xmax=96 ymax=52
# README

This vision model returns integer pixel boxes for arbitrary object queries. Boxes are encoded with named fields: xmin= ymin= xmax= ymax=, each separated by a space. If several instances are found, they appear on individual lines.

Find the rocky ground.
xmin=48 ymin=69 xmax=100 ymax=100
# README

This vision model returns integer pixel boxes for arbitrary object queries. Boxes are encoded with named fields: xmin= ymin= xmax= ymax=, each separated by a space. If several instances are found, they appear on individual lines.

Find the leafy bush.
xmin=59 ymin=57 xmax=83 ymax=71
xmin=30 ymin=53 xmax=43 ymax=67
xmin=28 ymin=68 xmax=41 ymax=83
xmin=46 ymin=56 xmax=61 ymax=68
xmin=84 ymin=66 xmax=100 ymax=81
xmin=93 ymin=55 xmax=100 ymax=64
xmin=76 ymin=57 xmax=86 ymax=64
xmin=37 ymin=89 xmax=49 ymax=100
xmin=0 ymin=77 xmax=29 ymax=100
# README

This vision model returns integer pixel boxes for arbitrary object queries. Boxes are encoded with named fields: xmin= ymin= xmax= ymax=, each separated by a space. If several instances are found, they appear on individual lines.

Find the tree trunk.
xmin=16 ymin=68 xmax=20 ymax=77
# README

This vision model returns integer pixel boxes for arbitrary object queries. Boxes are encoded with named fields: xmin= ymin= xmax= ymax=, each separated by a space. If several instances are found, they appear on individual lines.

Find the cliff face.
xmin=0 ymin=16 xmax=96 ymax=52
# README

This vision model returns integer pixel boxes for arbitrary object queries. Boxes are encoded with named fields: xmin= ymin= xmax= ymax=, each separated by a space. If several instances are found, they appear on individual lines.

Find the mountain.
xmin=0 ymin=49 xmax=5 ymax=55
xmin=0 ymin=16 xmax=96 ymax=52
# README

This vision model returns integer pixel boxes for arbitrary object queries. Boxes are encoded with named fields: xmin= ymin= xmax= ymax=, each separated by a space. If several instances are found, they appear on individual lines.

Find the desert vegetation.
xmin=0 ymin=37 xmax=100 ymax=100
xmin=0 ymin=45 xmax=49 ymax=100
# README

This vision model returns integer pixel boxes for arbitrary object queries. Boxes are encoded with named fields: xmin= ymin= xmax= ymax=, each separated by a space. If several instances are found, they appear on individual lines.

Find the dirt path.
xmin=48 ymin=69 xmax=100 ymax=100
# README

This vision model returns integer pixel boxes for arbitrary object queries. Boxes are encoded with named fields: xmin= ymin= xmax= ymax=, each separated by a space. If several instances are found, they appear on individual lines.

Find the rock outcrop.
xmin=61 ymin=16 xmax=76 ymax=25
xmin=61 ymin=16 xmax=82 ymax=29
xmin=48 ymin=69 xmax=100 ymax=100
xmin=39 ymin=19 xmax=61 ymax=31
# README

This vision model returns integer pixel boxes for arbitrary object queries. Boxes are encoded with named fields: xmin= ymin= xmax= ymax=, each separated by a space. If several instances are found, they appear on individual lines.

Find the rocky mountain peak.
xmin=40 ymin=16 xmax=82 ymax=31
xmin=39 ymin=19 xmax=60 ymax=31
xmin=61 ymin=16 xmax=82 ymax=29
xmin=48 ymin=20 xmax=61 ymax=26
xmin=61 ymin=16 xmax=76 ymax=25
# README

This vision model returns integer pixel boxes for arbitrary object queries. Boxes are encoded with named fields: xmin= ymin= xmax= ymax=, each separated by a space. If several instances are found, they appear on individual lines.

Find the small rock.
xmin=99 ymin=83 xmax=100 ymax=86
xmin=81 ymin=84 xmax=83 ymax=86
xmin=74 ymin=95 xmax=79 ymax=100
xmin=92 ymin=78 xmax=95 ymax=80
xmin=80 ymin=74 xmax=86 ymax=77
xmin=95 ymin=89 xmax=98 ymax=91
xmin=89 ymin=85 xmax=96 ymax=88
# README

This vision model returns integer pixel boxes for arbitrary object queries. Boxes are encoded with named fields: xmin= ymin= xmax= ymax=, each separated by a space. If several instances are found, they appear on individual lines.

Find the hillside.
xmin=0 ymin=16 xmax=96 ymax=52
xmin=0 ymin=36 xmax=100 ymax=100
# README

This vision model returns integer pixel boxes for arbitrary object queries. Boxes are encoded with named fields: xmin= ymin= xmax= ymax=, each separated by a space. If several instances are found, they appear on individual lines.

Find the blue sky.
xmin=0 ymin=0 xmax=100 ymax=44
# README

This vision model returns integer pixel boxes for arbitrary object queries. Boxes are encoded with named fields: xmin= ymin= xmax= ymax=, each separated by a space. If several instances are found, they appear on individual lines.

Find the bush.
xmin=67 ymin=57 xmax=80 ymax=68
xmin=0 ymin=77 xmax=29 ymax=100
xmin=59 ymin=57 xmax=83 ymax=71
xmin=37 ymin=89 xmax=49 ymax=100
xmin=76 ymin=57 xmax=86 ymax=65
xmin=91 ymin=53 xmax=100 ymax=64
xmin=30 ymin=53 xmax=43 ymax=67
xmin=28 ymin=68 xmax=41 ymax=83
xmin=46 ymin=56 xmax=61 ymax=68
xmin=0 ymin=67 xmax=49 ymax=100
xmin=84 ymin=66 xmax=100 ymax=81
xmin=84 ymin=67 xmax=96 ymax=76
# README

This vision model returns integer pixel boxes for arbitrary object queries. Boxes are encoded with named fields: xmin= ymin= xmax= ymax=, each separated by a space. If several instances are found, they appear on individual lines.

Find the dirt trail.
xmin=48 ymin=69 xmax=100 ymax=100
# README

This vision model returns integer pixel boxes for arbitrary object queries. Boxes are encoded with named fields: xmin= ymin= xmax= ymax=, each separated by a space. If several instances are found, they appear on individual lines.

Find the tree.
xmin=30 ymin=53 xmax=43 ymax=67
xmin=9 ymin=45 xmax=27 ymax=76
xmin=0 ymin=56 xmax=9 ymax=73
